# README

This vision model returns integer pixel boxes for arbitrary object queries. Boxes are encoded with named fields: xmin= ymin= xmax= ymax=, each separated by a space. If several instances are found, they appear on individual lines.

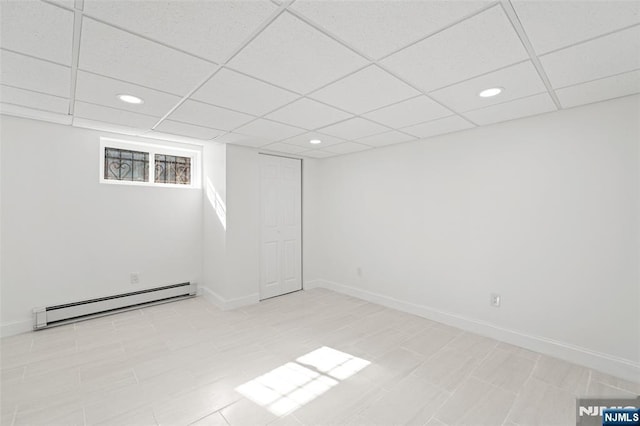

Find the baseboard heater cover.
xmin=33 ymin=282 xmax=197 ymax=330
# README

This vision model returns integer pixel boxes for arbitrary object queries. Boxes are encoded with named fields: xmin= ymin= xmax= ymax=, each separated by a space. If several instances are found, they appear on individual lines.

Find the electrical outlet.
xmin=490 ymin=293 xmax=501 ymax=307
xmin=130 ymin=272 xmax=140 ymax=285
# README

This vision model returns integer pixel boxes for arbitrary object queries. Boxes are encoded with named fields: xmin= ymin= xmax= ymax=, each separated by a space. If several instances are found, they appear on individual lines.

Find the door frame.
xmin=258 ymin=152 xmax=303 ymax=300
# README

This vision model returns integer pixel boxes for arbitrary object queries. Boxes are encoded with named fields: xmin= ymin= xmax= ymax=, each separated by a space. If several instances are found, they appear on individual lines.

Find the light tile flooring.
xmin=1 ymin=288 xmax=638 ymax=426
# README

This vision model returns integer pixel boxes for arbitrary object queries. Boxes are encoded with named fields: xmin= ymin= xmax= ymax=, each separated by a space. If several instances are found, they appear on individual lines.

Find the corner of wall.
xmin=200 ymin=286 xmax=259 ymax=311
xmin=1 ymin=319 xmax=33 ymax=338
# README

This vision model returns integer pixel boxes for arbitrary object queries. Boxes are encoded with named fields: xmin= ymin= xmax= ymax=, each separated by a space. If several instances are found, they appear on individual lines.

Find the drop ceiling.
xmin=1 ymin=0 xmax=639 ymax=158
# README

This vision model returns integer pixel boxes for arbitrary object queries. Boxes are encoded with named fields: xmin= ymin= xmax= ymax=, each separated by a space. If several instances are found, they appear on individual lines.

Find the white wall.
xmin=302 ymin=158 xmax=322 ymax=283
xmin=305 ymin=95 xmax=640 ymax=379
xmin=224 ymin=145 xmax=261 ymax=304
xmin=0 ymin=115 xmax=203 ymax=335
xmin=3 ymin=95 xmax=637 ymax=379
xmin=199 ymin=143 xmax=264 ymax=308
xmin=202 ymin=141 xmax=227 ymax=302
xmin=202 ymin=145 xmax=317 ymax=308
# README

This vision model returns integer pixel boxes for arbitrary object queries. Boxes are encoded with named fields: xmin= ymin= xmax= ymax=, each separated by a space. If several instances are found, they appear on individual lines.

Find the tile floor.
xmin=1 ymin=288 xmax=638 ymax=426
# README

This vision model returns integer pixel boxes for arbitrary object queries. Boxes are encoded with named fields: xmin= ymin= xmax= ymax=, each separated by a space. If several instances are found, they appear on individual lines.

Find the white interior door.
xmin=260 ymin=154 xmax=302 ymax=300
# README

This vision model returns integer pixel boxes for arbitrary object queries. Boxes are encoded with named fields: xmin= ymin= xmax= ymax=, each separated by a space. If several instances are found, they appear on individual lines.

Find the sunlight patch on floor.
xmin=236 ymin=346 xmax=370 ymax=416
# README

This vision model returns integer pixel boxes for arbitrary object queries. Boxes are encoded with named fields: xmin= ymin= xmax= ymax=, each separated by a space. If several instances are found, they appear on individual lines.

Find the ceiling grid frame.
xmin=284 ymin=5 xmax=494 ymax=127
xmin=67 ymin=0 xmax=83 ymax=115
xmin=499 ymin=0 xmax=562 ymax=110
xmin=150 ymin=1 xmax=298 ymax=134
xmin=41 ymin=0 xmax=220 ymax=66
xmin=534 ymin=22 xmax=640 ymax=58
xmin=555 ymin=67 xmax=640 ymax=92
xmin=208 ymin=2 xmax=510 ymax=144
xmin=1 ymin=0 xmax=638 ymax=157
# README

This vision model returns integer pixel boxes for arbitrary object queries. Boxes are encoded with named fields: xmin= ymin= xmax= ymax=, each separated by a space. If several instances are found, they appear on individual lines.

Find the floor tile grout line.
xmin=3 ymin=289 xmax=633 ymax=425
xmin=500 ymin=357 xmax=537 ymax=424
xmin=10 ymin=406 xmax=17 ymax=426
xmin=587 ymin=377 xmax=639 ymax=394
xmin=219 ymin=409 xmax=232 ymax=425
xmin=131 ymin=367 xmax=140 ymax=385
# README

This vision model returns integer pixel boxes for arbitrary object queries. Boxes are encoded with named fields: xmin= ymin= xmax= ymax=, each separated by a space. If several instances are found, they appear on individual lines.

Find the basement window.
xmin=100 ymin=138 xmax=200 ymax=188
xmin=104 ymin=147 xmax=149 ymax=182
xmin=154 ymin=154 xmax=191 ymax=185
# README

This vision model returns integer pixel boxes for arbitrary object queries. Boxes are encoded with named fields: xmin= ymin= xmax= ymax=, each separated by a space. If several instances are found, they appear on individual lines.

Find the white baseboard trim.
xmin=2 ymin=289 xmax=259 ymax=338
xmin=201 ymin=287 xmax=259 ymax=310
xmin=1 ymin=319 xmax=33 ymax=338
xmin=305 ymin=279 xmax=640 ymax=381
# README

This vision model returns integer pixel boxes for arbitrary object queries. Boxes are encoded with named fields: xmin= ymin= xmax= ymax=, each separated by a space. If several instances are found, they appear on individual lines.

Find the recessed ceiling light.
xmin=478 ymin=87 xmax=503 ymax=98
xmin=117 ymin=94 xmax=144 ymax=104
xmin=309 ymin=139 xmax=322 ymax=145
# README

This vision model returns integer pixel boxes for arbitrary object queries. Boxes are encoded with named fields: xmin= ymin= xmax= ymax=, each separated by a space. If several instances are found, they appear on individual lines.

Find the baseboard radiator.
xmin=33 ymin=282 xmax=197 ymax=330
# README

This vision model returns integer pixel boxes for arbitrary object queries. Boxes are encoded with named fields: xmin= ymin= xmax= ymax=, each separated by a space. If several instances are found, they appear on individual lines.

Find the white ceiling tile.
xmin=324 ymin=142 xmax=371 ymax=155
xmin=266 ymin=98 xmax=352 ymax=129
xmin=403 ymin=115 xmax=474 ymax=139
xmin=1 ymin=103 xmax=72 ymax=126
xmin=462 ymin=93 xmax=556 ymax=126
xmin=0 ymin=0 xmax=74 ymax=65
xmin=168 ymin=100 xmax=254 ymax=131
xmin=72 ymin=117 xmax=141 ymax=136
xmin=143 ymin=130 xmax=206 ymax=145
xmin=74 ymin=101 xmax=159 ymax=129
xmin=192 ymin=68 xmax=298 ymax=116
xmin=225 ymin=136 xmax=272 ymax=148
xmin=303 ymin=150 xmax=336 ymax=159
xmin=556 ymin=70 xmax=640 ymax=109
xmin=83 ymin=0 xmax=277 ymax=63
xmin=213 ymin=132 xmax=271 ymax=148
xmin=75 ymin=71 xmax=181 ymax=117
xmin=154 ymin=120 xmax=223 ymax=140
xmin=79 ymin=18 xmax=216 ymax=95
xmin=310 ymin=65 xmax=419 ymax=114
xmin=381 ymin=6 xmax=528 ymax=92
xmin=261 ymin=142 xmax=309 ymax=155
xmin=47 ymin=0 xmax=75 ymax=8
xmin=291 ymin=0 xmax=492 ymax=59
xmin=356 ymin=131 xmax=416 ymax=148
xmin=213 ymin=132 xmax=257 ymax=145
xmin=0 ymin=50 xmax=70 ymax=97
xmin=512 ymin=0 xmax=640 ymax=54
xmin=227 ymin=12 xmax=368 ymax=94
xmin=233 ymin=118 xmax=306 ymax=142
xmin=0 ymin=85 xmax=69 ymax=114
xmin=362 ymin=96 xmax=452 ymax=128
xmin=540 ymin=26 xmax=640 ymax=89
xmin=430 ymin=61 xmax=547 ymax=112
xmin=281 ymin=132 xmax=346 ymax=149
xmin=317 ymin=117 xmax=389 ymax=140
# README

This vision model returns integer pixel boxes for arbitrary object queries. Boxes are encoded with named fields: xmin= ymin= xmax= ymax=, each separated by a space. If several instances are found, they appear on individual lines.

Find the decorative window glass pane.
xmin=104 ymin=147 xmax=149 ymax=182
xmin=154 ymin=154 xmax=191 ymax=185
